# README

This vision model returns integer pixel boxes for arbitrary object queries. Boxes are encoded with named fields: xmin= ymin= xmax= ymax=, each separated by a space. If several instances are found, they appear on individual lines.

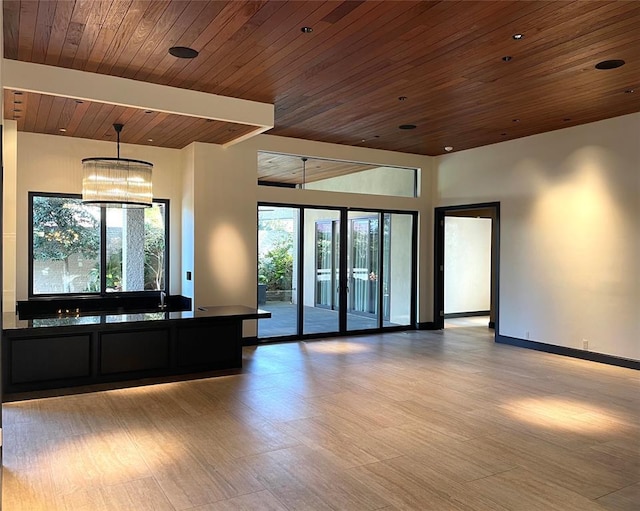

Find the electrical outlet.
xmin=582 ymin=339 xmax=589 ymax=350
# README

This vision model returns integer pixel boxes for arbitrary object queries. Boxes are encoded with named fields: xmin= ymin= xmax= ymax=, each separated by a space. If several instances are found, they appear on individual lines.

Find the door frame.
xmin=258 ymin=202 xmax=418 ymax=341
xmin=433 ymin=202 xmax=500 ymax=333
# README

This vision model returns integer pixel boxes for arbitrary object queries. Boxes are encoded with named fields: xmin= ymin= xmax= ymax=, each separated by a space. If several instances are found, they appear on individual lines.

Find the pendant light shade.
xmin=82 ymin=124 xmax=153 ymax=208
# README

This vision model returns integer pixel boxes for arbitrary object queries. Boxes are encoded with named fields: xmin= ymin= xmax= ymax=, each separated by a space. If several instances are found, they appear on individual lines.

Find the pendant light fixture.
xmin=82 ymin=123 xmax=153 ymax=208
xmin=300 ymin=156 xmax=308 ymax=189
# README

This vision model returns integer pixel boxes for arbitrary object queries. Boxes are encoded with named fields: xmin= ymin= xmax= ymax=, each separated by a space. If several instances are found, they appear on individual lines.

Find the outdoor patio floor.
xmin=258 ymin=301 xmax=403 ymax=338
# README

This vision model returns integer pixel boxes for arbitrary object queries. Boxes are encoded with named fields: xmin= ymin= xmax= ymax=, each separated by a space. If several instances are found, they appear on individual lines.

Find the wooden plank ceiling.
xmin=4 ymin=0 xmax=640 ymax=156
xmin=3 ymin=90 xmax=258 ymax=148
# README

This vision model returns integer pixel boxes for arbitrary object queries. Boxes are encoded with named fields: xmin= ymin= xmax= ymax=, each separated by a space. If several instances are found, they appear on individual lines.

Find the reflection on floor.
xmin=258 ymin=301 xmax=402 ymax=338
xmin=3 ymin=327 xmax=639 ymax=511
xmin=445 ymin=315 xmax=491 ymax=329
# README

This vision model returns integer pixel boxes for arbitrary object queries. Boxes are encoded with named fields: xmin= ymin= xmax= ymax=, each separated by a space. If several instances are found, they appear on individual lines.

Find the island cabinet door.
xmin=10 ymin=334 xmax=91 ymax=385
xmin=176 ymin=321 xmax=241 ymax=369
xmin=100 ymin=329 xmax=170 ymax=375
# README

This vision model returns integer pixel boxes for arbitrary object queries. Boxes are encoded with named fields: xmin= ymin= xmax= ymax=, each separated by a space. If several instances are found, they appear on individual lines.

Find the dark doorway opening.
xmin=434 ymin=202 xmax=500 ymax=333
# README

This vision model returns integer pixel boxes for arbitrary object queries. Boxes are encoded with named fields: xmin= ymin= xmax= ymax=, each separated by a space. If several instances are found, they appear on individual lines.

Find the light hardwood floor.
xmin=3 ymin=325 xmax=639 ymax=510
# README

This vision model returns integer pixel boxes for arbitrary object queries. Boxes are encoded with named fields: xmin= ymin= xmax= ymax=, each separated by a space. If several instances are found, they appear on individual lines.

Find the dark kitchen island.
xmin=2 ymin=304 xmax=270 ymax=397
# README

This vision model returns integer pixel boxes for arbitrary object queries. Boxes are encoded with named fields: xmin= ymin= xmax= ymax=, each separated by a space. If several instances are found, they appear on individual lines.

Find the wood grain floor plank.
xmin=188 ymin=489 xmax=288 ymax=510
xmin=244 ymin=445 xmax=391 ymax=510
xmin=59 ymin=477 xmax=175 ymax=511
xmin=464 ymin=467 xmax=611 ymax=511
xmin=596 ymin=482 xmax=640 ymax=511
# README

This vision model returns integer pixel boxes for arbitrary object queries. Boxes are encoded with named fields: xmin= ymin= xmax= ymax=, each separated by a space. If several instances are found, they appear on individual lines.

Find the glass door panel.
xmin=304 ymin=209 xmax=340 ymax=335
xmin=258 ymin=206 xmax=299 ymax=338
xmin=383 ymin=213 xmax=413 ymax=327
xmin=347 ymin=212 xmax=380 ymax=331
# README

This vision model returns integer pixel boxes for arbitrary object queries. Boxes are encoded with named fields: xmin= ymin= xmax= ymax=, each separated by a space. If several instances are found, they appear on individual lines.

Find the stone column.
xmin=122 ymin=209 xmax=145 ymax=291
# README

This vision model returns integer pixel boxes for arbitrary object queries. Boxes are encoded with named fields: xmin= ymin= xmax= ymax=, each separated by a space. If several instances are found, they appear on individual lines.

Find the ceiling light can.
xmin=595 ymin=59 xmax=625 ymax=70
xmin=169 ymin=46 xmax=199 ymax=59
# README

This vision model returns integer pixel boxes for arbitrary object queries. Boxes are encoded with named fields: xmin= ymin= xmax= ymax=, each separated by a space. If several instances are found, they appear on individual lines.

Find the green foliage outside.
xmin=32 ymin=196 xmax=100 ymax=293
xmin=258 ymin=237 xmax=293 ymax=291
xmin=33 ymin=197 xmax=166 ymax=292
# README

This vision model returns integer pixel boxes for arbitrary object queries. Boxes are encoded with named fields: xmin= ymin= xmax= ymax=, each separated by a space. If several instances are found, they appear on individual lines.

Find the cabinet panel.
xmin=101 ymin=329 xmax=169 ymax=375
xmin=177 ymin=322 xmax=239 ymax=368
xmin=11 ymin=335 xmax=91 ymax=384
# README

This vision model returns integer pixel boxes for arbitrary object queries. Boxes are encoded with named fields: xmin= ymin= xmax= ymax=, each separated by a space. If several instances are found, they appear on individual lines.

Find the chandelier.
xmin=82 ymin=123 xmax=153 ymax=208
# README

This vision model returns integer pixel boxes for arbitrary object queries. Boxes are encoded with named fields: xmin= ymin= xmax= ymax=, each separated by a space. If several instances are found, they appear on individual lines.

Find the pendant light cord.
xmin=301 ymin=157 xmax=307 ymax=188
xmin=113 ymin=123 xmax=124 ymax=159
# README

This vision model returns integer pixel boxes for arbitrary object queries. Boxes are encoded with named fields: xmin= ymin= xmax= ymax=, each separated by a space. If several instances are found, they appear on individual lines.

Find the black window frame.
xmin=28 ymin=191 xmax=170 ymax=298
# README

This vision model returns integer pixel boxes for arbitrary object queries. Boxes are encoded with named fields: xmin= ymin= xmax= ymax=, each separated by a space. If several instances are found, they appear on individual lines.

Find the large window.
xmin=30 ymin=193 xmax=168 ymax=296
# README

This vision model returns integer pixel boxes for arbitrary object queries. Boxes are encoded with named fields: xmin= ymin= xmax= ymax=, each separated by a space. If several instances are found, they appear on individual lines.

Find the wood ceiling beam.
xmin=2 ymin=59 xmax=274 ymax=146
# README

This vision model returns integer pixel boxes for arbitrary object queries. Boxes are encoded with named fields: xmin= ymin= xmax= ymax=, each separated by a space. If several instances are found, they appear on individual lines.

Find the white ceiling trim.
xmin=2 ymin=59 xmax=274 ymax=145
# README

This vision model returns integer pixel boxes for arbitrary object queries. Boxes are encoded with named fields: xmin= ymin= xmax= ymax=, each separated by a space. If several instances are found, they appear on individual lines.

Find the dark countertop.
xmin=3 ymin=305 xmax=271 ymax=331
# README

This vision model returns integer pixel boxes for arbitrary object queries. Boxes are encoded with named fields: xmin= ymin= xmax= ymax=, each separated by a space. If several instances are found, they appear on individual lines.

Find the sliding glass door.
xmin=347 ymin=212 xmax=380 ymax=331
xmin=257 ymin=206 xmax=299 ymax=338
xmin=383 ymin=213 xmax=413 ymax=327
xmin=304 ymin=209 xmax=340 ymax=335
xmin=258 ymin=204 xmax=416 ymax=340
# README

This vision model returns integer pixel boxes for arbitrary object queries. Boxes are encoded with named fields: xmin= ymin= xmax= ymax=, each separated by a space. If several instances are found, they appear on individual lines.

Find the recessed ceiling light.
xmin=502 ymin=56 xmax=512 ymax=62
xmin=624 ymin=88 xmax=635 ymax=93
xmin=374 ymin=135 xmax=380 ymax=138
xmin=512 ymin=118 xmax=520 ymax=123
xmin=59 ymin=128 xmax=67 ymax=132
xmin=595 ymin=59 xmax=625 ymax=70
xmin=398 ymin=96 xmax=407 ymax=101
xmin=512 ymin=33 xmax=524 ymax=40
xmin=169 ymin=46 xmax=199 ymax=59
xmin=361 ymin=139 xmax=366 ymax=142
xmin=444 ymin=146 xmax=453 ymax=152
xmin=301 ymin=26 xmax=313 ymax=33
xmin=563 ymin=118 xmax=571 ymax=122
xmin=147 ymin=138 xmax=153 ymax=142
xmin=398 ymin=124 xmax=417 ymax=130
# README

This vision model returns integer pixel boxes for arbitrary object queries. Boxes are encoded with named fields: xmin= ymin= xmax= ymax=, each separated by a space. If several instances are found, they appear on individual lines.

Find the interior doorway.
xmin=433 ymin=203 xmax=500 ymax=333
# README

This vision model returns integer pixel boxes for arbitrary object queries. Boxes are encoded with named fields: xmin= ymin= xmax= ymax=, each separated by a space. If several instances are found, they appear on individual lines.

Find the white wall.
xmin=436 ymin=113 xmax=640 ymax=361
xmin=2 ymin=120 xmax=17 ymax=311
xmin=444 ymin=217 xmax=491 ymax=314
xmin=306 ymin=165 xmax=416 ymax=197
xmin=11 ymin=133 xmax=184 ymax=305
xmin=180 ymin=144 xmax=195 ymax=304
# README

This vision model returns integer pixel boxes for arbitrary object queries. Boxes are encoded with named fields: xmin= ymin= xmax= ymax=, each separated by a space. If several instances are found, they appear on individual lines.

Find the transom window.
xmin=29 ymin=193 xmax=168 ymax=296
